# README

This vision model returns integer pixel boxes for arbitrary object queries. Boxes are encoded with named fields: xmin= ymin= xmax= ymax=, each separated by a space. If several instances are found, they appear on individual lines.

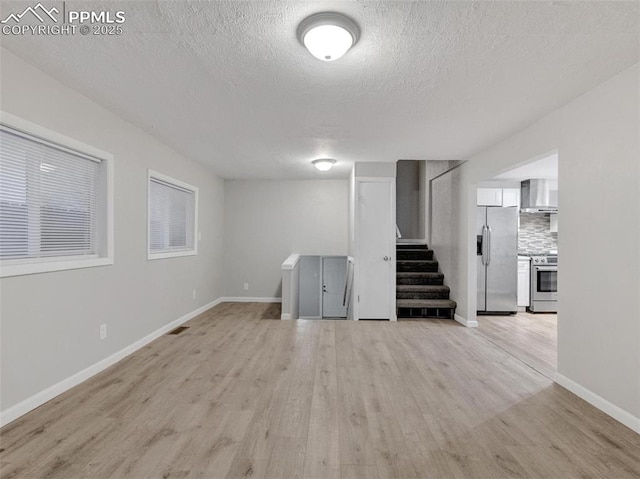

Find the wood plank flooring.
xmin=1 ymin=303 xmax=639 ymax=478
xmin=476 ymin=312 xmax=557 ymax=380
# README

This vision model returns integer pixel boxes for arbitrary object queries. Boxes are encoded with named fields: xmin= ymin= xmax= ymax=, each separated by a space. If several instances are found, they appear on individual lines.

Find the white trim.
xmin=0 ymin=297 xmax=223 ymax=427
xmin=454 ymin=313 xmax=478 ymax=328
xmin=0 ymin=257 xmax=113 ymax=278
xmin=554 ymin=373 xmax=640 ymax=435
xmin=0 ymin=112 xmax=114 ymax=162
xmin=220 ymin=297 xmax=282 ymax=303
xmin=281 ymin=253 xmax=301 ymax=270
xmin=281 ymin=313 xmax=292 ymax=320
xmin=147 ymin=249 xmax=198 ymax=261
xmin=147 ymin=169 xmax=199 ymax=261
xmin=0 ymin=111 xmax=115 ymax=278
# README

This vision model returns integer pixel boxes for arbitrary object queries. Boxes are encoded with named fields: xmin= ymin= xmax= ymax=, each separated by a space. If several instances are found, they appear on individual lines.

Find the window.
xmin=0 ymin=114 xmax=113 ymax=277
xmin=147 ymin=170 xmax=198 ymax=260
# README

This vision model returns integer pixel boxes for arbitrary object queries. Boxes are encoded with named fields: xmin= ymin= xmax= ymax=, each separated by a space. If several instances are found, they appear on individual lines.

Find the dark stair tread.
xmin=396 ymin=272 xmax=444 ymax=285
xmin=396 ymin=243 xmax=429 ymax=249
xmin=397 ymin=283 xmax=450 ymax=299
xmin=396 ymin=285 xmax=450 ymax=292
xmin=396 ymin=250 xmax=434 ymax=260
xmin=397 ymin=260 xmax=438 ymax=267
xmin=397 ymin=259 xmax=437 ymax=263
xmin=396 ymin=299 xmax=457 ymax=309
xmin=397 ymin=272 xmax=443 ymax=277
xmin=396 ymin=260 xmax=439 ymax=273
xmin=396 ymin=248 xmax=433 ymax=252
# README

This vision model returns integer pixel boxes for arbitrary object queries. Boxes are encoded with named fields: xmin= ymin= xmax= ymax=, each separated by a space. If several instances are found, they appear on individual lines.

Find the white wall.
xmin=425 ymin=160 xmax=460 ymax=244
xmin=432 ymin=64 xmax=640 ymax=429
xmin=396 ymin=160 xmax=420 ymax=239
xmin=0 ymin=51 xmax=225 ymax=418
xmin=431 ymin=169 xmax=464 ymax=313
xmin=223 ymin=180 xmax=348 ymax=299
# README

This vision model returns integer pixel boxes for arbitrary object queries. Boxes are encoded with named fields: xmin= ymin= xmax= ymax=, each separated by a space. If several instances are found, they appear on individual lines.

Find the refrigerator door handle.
xmin=481 ymin=225 xmax=487 ymax=266
xmin=486 ymin=225 xmax=492 ymax=266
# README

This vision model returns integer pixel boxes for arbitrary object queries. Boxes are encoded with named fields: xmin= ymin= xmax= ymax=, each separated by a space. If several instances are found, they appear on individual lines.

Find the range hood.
xmin=521 ymin=179 xmax=558 ymax=213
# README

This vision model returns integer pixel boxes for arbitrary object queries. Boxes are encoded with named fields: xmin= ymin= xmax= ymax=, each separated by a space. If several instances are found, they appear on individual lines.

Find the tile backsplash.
xmin=518 ymin=212 xmax=557 ymax=255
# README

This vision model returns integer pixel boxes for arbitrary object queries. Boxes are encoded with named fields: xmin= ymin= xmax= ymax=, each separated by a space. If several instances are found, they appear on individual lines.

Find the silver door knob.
xmin=383 ymin=256 xmax=390 ymax=261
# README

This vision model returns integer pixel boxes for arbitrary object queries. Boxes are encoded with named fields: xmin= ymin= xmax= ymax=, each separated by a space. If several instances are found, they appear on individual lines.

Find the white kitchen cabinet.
xmin=502 ymin=188 xmax=520 ymax=207
xmin=477 ymin=188 xmax=520 ymax=207
xmin=517 ymin=258 xmax=530 ymax=308
xmin=477 ymin=188 xmax=503 ymax=206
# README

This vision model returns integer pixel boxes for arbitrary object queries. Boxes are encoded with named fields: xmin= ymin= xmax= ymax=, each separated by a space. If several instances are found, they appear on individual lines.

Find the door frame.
xmin=353 ymin=177 xmax=397 ymax=321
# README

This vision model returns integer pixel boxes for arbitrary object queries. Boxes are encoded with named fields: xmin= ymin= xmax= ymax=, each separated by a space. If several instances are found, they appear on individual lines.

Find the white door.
xmin=357 ymin=180 xmax=395 ymax=320
xmin=322 ymin=257 xmax=347 ymax=318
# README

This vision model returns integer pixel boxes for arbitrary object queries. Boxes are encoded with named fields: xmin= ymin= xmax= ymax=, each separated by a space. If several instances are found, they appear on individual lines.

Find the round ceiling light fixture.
xmin=312 ymin=158 xmax=336 ymax=171
xmin=297 ymin=12 xmax=360 ymax=62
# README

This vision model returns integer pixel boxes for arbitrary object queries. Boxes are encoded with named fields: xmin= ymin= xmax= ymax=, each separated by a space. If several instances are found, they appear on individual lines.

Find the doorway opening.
xmin=474 ymin=152 xmax=559 ymax=379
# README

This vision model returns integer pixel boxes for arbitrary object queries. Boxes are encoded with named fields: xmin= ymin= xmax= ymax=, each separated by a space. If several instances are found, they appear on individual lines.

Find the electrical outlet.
xmin=243 ymin=282 xmax=249 ymax=291
xmin=192 ymin=289 xmax=197 ymax=299
xmin=99 ymin=324 xmax=107 ymax=340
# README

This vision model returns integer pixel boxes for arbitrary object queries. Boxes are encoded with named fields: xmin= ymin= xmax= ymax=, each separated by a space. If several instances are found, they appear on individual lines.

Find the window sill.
xmin=0 ymin=257 xmax=114 ymax=278
xmin=147 ymin=249 xmax=197 ymax=261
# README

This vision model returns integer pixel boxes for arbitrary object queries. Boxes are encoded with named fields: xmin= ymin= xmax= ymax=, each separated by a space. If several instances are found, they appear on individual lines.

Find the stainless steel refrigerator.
xmin=477 ymin=206 xmax=517 ymax=313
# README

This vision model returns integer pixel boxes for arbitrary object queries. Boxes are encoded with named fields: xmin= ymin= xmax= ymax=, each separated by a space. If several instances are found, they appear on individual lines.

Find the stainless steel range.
xmin=528 ymin=255 xmax=558 ymax=313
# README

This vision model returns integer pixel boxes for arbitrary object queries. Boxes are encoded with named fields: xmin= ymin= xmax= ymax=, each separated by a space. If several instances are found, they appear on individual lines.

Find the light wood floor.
xmin=2 ymin=303 xmax=639 ymax=478
xmin=476 ymin=312 xmax=557 ymax=380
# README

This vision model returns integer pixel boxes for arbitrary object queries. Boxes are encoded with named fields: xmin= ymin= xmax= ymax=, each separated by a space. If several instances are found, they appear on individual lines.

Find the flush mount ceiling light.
xmin=312 ymin=158 xmax=336 ymax=171
xmin=297 ymin=12 xmax=360 ymax=62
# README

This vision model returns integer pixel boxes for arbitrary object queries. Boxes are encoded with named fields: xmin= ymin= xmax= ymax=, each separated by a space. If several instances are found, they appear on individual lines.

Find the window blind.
xmin=149 ymin=177 xmax=195 ymax=253
xmin=0 ymin=127 xmax=100 ymax=261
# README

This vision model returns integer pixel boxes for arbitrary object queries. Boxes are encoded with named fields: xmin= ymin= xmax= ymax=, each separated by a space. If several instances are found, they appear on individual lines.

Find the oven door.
xmin=532 ymin=265 xmax=558 ymax=301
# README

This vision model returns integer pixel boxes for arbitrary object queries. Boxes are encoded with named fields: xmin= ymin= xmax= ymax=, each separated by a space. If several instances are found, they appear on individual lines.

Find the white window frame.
xmin=147 ymin=170 xmax=198 ymax=260
xmin=0 ymin=112 xmax=114 ymax=278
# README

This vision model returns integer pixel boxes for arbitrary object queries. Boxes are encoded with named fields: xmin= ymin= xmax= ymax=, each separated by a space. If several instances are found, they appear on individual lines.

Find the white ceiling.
xmin=1 ymin=1 xmax=638 ymax=179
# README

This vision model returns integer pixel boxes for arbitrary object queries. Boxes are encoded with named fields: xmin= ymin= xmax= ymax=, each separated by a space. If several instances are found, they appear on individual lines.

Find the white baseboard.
xmin=554 ymin=373 xmax=640 ymax=434
xmin=221 ymin=297 xmax=281 ymax=303
xmin=454 ymin=313 xmax=478 ymax=328
xmin=0 ymin=297 xmax=223 ymax=428
xmin=281 ymin=313 xmax=292 ymax=320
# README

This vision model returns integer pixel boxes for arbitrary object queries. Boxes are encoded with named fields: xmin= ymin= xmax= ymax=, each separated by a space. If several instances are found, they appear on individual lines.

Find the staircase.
xmin=396 ymin=244 xmax=457 ymax=319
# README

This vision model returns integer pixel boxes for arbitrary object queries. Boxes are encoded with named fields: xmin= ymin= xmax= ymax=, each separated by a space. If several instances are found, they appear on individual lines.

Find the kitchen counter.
xmin=517 ymin=257 xmax=531 ymax=308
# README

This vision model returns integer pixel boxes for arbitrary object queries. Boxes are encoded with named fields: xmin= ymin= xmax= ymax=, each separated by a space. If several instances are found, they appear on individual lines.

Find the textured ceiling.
xmin=1 ymin=1 xmax=638 ymax=179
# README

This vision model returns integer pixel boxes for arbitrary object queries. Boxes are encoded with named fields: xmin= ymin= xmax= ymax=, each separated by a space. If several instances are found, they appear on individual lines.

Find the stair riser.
xmin=396 ymin=251 xmax=434 ymax=260
xmin=397 ymin=262 xmax=438 ymax=273
xmin=396 ymin=244 xmax=428 ymax=250
xmin=396 ymin=276 xmax=444 ymax=285
xmin=397 ymin=291 xmax=450 ymax=300
xmin=397 ymin=307 xmax=455 ymax=319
